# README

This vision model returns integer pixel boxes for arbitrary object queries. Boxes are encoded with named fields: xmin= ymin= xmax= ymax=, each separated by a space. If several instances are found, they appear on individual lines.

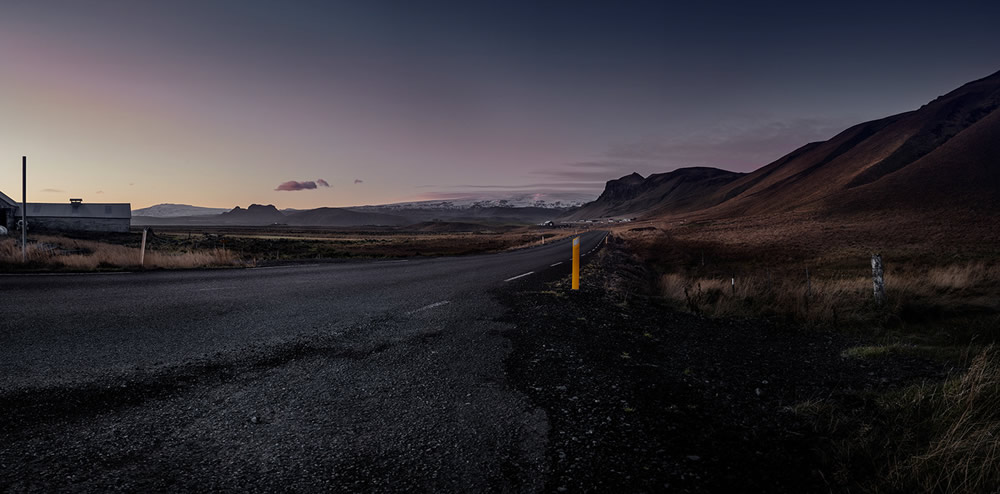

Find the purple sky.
xmin=1 ymin=1 xmax=998 ymax=208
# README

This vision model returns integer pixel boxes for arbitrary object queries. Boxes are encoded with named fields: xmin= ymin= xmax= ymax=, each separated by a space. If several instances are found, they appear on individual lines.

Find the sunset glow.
xmin=1 ymin=1 xmax=997 ymax=210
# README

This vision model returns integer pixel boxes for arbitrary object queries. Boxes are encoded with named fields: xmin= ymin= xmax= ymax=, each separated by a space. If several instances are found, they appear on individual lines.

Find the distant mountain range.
xmin=132 ymin=192 xmax=586 ymax=227
xmin=565 ymin=69 xmax=1000 ymax=221
xmin=366 ymin=193 xmax=591 ymax=210
xmin=132 ymin=204 xmax=231 ymax=217
xmin=132 ymin=201 xmax=571 ymax=227
xmin=134 ymin=195 xmax=588 ymax=219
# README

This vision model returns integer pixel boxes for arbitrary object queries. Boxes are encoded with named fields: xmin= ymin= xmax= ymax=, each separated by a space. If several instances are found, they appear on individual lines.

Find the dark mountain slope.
xmin=570 ymin=69 xmax=1000 ymax=221
xmin=563 ymin=168 xmax=744 ymax=220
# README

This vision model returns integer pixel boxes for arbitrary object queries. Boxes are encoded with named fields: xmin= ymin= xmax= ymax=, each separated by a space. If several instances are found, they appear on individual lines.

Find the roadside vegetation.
xmin=0 ymin=234 xmax=238 ymax=270
xmin=808 ymin=345 xmax=1000 ymax=493
xmin=0 ymin=226 xmax=570 ymax=271
xmin=616 ymin=215 xmax=1000 ymax=493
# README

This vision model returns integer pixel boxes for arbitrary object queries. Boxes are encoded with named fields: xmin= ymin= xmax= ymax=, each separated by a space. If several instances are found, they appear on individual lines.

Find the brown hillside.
xmin=701 ymin=69 xmax=1000 ymax=218
xmin=574 ymin=69 xmax=1000 ymax=222
xmin=563 ymin=167 xmax=743 ymax=220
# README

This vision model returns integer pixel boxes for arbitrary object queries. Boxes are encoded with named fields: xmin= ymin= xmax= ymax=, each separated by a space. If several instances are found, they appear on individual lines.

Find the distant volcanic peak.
xmin=222 ymin=204 xmax=285 ymax=218
xmin=614 ymin=172 xmax=645 ymax=184
xmin=597 ymin=173 xmax=648 ymax=203
xmin=647 ymin=167 xmax=744 ymax=182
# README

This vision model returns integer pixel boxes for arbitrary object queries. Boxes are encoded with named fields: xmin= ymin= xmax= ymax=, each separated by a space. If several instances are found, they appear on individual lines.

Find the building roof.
xmin=17 ymin=202 xmax=131 ymax=219
xmin=0 ymin=190 xmax=16 ymax=208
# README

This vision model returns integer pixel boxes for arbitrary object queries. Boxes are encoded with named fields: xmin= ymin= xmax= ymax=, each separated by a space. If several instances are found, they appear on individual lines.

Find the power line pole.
xmin=21 ymin=156 xmax=26 ymax=262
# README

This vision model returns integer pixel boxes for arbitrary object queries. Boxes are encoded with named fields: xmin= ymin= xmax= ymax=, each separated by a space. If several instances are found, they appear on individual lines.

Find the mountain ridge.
xmin=568 ymin=69 xmax=1000 ymax=221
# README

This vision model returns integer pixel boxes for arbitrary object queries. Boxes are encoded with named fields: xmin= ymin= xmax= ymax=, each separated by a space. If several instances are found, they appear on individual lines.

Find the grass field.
xmin=615 ymin=210 xmax=1000 ymax=493
xmin=0 ymin=225 xmax=576 ymax=271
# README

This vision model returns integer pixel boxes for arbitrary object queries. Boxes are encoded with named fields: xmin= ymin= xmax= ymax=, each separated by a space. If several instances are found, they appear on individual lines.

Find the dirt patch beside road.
xmin=499 ymin=240 xmax=948 ymax=492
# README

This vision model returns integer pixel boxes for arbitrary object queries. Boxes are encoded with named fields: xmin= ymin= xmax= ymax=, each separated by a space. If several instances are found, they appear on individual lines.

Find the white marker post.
xmin=140 ymin=228 xmax=148 ymax=267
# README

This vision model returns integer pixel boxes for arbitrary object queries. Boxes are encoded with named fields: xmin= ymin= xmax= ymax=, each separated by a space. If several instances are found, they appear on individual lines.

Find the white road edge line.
xmin=550 ymin=262 xmax=562 ymax=267
xmin=407 ymin=300 xmax=450 ymax=315
xmin=251 ymin=264 xmax=321 ymax=270
xmin=504 ymin=271 xmax=534 ymax=282
xmin=0 ymin=271 xmax=130 ymax=277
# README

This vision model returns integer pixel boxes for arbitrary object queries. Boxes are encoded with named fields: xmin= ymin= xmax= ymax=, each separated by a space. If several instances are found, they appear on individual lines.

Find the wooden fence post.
xmin=140 ymin=228 xmax=148 ymax=267
xmin=872 ymin=253 xmax=885 ymax=306
xmin=806 ymin=268 xmax=811 ymax=298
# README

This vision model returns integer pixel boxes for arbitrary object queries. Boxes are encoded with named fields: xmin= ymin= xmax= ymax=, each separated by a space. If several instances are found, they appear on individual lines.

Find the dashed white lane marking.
xmin=407 ymin=300 xmax=450 ymax=315
xmin=550 ymin=262 xmax=563 ymax=267
xmin=504 ymin=271 xmax=534 ymax=282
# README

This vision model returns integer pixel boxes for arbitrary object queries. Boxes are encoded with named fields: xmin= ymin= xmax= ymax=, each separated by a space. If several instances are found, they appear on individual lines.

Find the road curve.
xmin=0 ymin=230 xmax=607 ymax=492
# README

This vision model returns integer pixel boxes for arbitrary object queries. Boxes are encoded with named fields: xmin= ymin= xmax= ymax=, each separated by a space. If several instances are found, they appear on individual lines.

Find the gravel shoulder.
xmin=498 ymin=239 xmax=948 ymax=492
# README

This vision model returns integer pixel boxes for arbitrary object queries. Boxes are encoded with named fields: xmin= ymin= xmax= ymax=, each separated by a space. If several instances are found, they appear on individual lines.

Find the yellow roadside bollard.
xmin=572 ymin=237 xmax=580 ymax=290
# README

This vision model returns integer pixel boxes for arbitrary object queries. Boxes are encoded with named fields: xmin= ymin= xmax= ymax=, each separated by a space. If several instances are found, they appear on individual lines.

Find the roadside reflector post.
xmin=572 ymin=237 xmax=580 ymax=290
xmin=140 ymin=228 xmax=148 ymax=267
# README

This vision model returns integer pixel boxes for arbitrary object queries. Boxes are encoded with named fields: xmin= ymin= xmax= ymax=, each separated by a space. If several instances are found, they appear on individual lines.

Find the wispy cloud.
xmin=413 ymin=190 xmax=599 ymax=203
xmin=354 ymin=179 xmax=363 ymax=184
xmin=533 ymin=161 xmax=650 ymax=182
xmin=41 ymin=188 xmax=64 ymax=193
xmin=275 ymin=179 xmax=330 ymax=191
xmin=416 ymin=182 xmax=604 ymax=190
xmin=535 ymin=117 xmax=851 ymax=182
xmin=603 ymin=118 xmax=846 ymax=169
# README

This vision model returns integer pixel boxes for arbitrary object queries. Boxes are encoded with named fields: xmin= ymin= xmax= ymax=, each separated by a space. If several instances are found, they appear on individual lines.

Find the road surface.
xmin=0 ymin=230 xmax=607 ymax=492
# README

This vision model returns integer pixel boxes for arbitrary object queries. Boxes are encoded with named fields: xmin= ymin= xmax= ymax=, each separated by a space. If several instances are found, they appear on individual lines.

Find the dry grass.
xmin=659 ymin=263 xmax=1000 ymax=330
xmin=893 ymin=345 xmax=1000 ymax=492
xmin=148 ymin=226 xmax=578 ymax=260
xmin=0 ymin=235 xmax=239 ymax=270
xmin=798 ymin=346 xmax=1000 ymax=493
xmin=617 ymin=211 xmax=1000 ymax=491
xmin=617 ymin=219 xmax=1000 ymax=342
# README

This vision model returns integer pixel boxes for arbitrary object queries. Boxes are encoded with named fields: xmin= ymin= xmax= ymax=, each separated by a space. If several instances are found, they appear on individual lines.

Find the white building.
xmin=0 ymin=194 xmax=131 ymax=233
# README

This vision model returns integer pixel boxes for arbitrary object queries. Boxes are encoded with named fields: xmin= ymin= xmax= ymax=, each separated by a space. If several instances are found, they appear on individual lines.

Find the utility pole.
xmin=21 ymin=156 xmax=26 ymax=262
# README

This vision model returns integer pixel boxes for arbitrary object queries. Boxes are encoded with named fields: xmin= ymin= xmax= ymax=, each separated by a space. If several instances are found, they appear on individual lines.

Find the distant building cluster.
xmin=0 ymin=192 xmax=131 ymax=233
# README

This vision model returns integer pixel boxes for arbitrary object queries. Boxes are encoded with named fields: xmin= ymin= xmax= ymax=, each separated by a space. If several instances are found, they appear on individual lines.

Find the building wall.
xmin=29 ymin=217 xmax=130 ymax=233
xmin=0 ymin=207 xmax=14 ymax=231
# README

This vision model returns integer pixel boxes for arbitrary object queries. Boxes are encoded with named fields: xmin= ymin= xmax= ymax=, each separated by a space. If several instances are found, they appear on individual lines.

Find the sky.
xmin=0 ymin=1 xmax=998 ymax=209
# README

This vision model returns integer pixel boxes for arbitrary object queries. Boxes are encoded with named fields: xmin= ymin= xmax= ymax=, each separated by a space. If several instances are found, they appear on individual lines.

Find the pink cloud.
xmin=317 ymin=179 xmax=330 ymax=187
xmin=275 ymin=180 xmax=318 ymax=191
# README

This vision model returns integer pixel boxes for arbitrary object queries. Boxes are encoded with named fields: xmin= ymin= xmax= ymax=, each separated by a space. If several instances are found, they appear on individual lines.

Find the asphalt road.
xmin=0 ymin=230 xmax=607 ymax=492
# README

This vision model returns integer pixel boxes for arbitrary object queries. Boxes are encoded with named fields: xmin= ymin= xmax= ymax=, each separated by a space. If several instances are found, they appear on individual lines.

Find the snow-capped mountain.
xmin=132 ymin=204 xmax=231 ymax=217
